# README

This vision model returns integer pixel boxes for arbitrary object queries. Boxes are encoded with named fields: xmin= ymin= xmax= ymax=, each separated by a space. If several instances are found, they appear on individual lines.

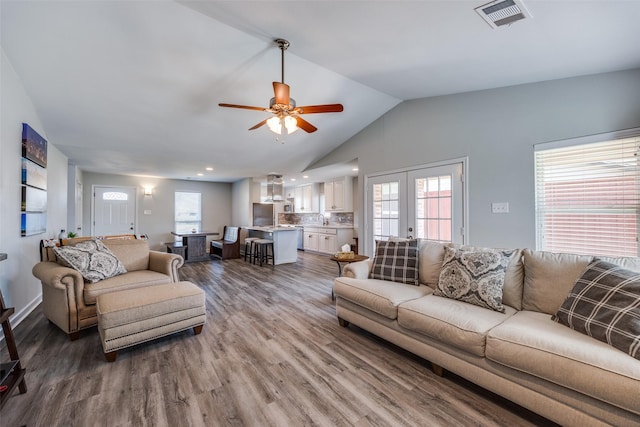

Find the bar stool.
xmin=243 ymin=237 xmax=260 ymax=262
xmin=253 ymin=239 xmax=274 ymax=266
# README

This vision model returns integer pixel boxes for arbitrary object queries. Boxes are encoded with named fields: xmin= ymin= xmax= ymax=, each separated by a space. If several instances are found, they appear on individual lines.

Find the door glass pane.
xmin=372 ymin=181 xmax=400 ymax=242
xmin=415 ymin=174 xmax=454 ymax=242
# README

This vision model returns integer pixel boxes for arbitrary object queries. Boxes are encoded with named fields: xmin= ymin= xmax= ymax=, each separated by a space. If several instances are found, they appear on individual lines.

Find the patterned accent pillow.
xmin=552 ymin=259 xmax=640 ymax=360
xmin=434 ymin=246 xmax=511 ymax=312
xmin=53 ymin=239 xmax=127 ymax=283
xmin=369 ymin=239 xmax=419 ymax=285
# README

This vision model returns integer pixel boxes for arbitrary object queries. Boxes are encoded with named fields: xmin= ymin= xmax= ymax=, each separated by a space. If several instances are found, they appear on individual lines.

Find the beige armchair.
xmin=33 ymin=238 xmax=183 ymax=340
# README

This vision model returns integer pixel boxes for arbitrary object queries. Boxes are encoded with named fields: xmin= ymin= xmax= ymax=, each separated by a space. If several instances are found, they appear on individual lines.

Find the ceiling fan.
xmin=219 ymin=38 xmax=343 ymax=136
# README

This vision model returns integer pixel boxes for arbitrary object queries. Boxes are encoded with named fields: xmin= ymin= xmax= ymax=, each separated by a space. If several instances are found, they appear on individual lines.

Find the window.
xmin=534 ymin=129 xmax=640 ymax=257
xmin=175 ymin=191 xmax=201 ymax=233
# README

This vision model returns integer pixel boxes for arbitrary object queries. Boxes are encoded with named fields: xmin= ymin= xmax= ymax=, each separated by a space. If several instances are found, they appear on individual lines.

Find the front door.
xmin=92 ymin=186 xmax=137 ymax=236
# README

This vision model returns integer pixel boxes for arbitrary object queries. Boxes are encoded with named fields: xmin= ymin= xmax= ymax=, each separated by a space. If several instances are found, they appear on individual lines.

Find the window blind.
xmin=535 ymin=134 xmax=640 ymax=257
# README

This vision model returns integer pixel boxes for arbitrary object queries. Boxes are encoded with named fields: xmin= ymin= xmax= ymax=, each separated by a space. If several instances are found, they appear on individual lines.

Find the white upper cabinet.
xmin=324 ymin=177 xmax=353 ymax=212
xmin=291 ymin=183 xmax=319 ymax=213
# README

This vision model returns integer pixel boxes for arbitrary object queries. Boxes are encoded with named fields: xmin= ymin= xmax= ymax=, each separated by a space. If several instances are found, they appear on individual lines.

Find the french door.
xmin=366 ymin=162 xmax=465 ymax=255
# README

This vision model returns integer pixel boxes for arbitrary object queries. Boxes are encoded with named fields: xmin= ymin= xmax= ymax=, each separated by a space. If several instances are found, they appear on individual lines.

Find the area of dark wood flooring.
xmin=1 ymin=251 xmax=557 ymax=426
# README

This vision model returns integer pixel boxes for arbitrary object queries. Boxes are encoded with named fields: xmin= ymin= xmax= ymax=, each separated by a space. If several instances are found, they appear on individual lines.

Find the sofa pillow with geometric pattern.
xmin=434 ymin=246 xmax=511 ymax=312
xmin=369 ymin=239 xmax=419 ymax=286
xmin=552 ymin=259 xmax=640 ymax=360
xmin=53 ymin=239 xmax=127 ymax=283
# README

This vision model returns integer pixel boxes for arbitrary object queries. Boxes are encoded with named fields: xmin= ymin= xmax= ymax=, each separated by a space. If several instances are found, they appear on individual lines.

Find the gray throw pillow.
xmin=53 ymin=239 xmax=127 ymax=283
xmin=552 ymin=259 xmax=640 ymax=360
xmin=435 ymin=246 xmax=510 ymax=312
xmin=369 ymin=239 xmax=419 ymax=285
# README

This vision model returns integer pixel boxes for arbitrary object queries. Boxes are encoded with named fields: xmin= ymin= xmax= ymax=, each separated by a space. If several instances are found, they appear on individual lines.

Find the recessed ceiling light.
xmin=352 ymin=167 xmax=359 ymax=172
xmin=303 ymin=175 xmax=309 ymax=179
xmin=197 ymin=173 xmax=203 ymax=177
xmin=206 ymin=167 xmax=213 ymax=171
xmin=290 ymin=178 xmax=296 ymax=182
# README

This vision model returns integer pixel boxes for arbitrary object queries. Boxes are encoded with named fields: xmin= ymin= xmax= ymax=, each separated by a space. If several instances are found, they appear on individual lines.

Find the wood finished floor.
xmin=1 ymin=251 xmax=557 ymax=427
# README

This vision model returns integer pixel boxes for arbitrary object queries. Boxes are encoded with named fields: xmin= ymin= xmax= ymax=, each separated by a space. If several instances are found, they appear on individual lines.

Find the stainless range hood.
xmin=265 ymin=174 xmax=284 ymax=202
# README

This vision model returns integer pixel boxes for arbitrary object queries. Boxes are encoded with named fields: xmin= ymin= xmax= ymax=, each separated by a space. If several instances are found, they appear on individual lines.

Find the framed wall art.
xmin=21 ymin=123 xmax=47 ymax=237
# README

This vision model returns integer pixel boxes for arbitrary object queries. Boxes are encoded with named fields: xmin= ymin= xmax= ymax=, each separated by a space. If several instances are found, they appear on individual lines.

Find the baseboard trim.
xmin=0 ymin=293 xmax=42 ymax=343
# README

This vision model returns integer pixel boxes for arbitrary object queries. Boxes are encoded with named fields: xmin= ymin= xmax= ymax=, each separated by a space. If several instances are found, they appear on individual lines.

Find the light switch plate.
xmin=491 ymin=202 xmax=509 ymax=214
xmin=143 ymin=210 xmax=152 ymax=215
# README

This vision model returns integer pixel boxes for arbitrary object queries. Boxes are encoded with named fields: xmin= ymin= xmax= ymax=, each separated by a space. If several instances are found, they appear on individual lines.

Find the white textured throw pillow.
xmin=54 ymin=239 xmax=127 ymax=283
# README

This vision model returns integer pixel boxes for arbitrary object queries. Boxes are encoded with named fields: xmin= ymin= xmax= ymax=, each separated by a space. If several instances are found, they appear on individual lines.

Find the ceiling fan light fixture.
xmin=267 ymin=115 xmax=298 ymax=135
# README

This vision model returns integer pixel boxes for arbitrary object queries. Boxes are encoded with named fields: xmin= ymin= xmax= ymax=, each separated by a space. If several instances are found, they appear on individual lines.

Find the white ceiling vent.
xmin=475 ymin=0 xmax=532 ymax=29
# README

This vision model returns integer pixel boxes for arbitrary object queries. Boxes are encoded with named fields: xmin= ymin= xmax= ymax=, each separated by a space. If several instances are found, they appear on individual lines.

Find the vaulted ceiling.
xmin=3 ymin=1 xmax=639 ymax=183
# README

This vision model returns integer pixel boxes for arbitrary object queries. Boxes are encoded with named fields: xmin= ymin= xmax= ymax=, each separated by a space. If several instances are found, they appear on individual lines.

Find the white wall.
xmin=231 ymin=178 xmax=251 ymax=227
xmin=312 ymin=68 xmax=640 ymax=251
xmin=1 ymin=49 xmax=68 ymax=326
xmin=81 ymin=172 xmax=232 ymax=251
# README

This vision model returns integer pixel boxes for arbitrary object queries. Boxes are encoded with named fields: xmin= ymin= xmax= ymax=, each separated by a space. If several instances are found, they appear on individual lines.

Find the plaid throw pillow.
xmin=369 ymin=239 xmax=419 ymax=285
xmin=552 ymin=259 xmax=640 ymax=360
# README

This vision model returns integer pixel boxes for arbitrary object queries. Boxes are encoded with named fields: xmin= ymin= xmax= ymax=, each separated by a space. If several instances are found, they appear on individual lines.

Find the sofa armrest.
xmin=32 ymin=261 xmax=84 ymax=291
xmin=148 ymin=250 xmax=184 ymax=281
xmin=32 ymin=261 xmax=85 ymax=334
xmin=343 ymin=259 xmax=373 ymax=279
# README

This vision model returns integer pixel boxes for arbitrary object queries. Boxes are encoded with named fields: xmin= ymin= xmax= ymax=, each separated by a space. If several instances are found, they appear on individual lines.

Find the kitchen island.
xmin=245 ymin=226 xmax=298 ymax=265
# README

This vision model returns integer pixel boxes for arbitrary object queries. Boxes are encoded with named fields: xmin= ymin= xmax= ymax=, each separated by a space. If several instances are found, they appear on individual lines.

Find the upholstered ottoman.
xmin=96 ymin=281 xmax=206 ymax=362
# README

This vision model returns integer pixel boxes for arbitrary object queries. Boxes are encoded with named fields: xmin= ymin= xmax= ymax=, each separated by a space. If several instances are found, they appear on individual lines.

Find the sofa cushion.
xmin=102 ymin=239 xmax=150 ymax=271
xmin=369 ymin=239 xmax=419 ymax=285
xmin=434 ymin=246 xmax=511 ymax=312
xmin=334 ymin=276 xmax=432 ymax=320
xmin=417 ymin=240 xmax=450 ymax=287
xmin=487 ymin=310 xmax=640 ymax=415
xmin=398 ymin=294 xmax=516 ymax=357
xmin=522 ymin=250 xmax=593 ymax=314
xmin=84 ymin=270 xmax=172 ymax=305
xmin=553 ymin=259 xmax=640 ymax=360
xmin=54 ymin=239 xmax=127 ymax=283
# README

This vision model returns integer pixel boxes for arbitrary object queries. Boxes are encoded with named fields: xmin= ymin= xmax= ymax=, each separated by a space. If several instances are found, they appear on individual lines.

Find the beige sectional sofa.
xmin=333 ymin=242 xmax=640 ymax=426
xmin=33 ymin=238 xmax=184 ymax=340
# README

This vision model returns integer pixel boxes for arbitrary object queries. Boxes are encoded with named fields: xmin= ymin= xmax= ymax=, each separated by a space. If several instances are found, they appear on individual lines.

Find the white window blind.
xmin=174 ymin=191 xmax=202 ymax=234
xmin=535 ymin=133 xmax=640 ymax=257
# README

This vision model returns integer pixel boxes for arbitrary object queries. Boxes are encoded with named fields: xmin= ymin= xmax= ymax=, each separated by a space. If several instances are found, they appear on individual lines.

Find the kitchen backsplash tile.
xmin=279 ymin=212 xmax=353 ymax=227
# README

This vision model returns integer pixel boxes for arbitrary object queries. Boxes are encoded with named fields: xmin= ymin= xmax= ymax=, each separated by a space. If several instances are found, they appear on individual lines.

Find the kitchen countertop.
xmin=280 ymin=224 xmax=354 ymax=229
xmin=246 ymin=226 xmax=299 ymax=232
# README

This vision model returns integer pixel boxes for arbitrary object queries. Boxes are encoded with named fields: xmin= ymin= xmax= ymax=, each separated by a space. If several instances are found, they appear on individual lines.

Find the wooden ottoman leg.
xmin=193 ymin=325 xmax=203 ymax=335
xmin=105 ymin=351 xmax=117 ymax=362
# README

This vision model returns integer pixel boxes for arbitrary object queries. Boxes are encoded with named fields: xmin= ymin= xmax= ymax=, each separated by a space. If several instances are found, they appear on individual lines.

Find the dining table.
xmin=170 ymin=231 xmax=219 ymax=262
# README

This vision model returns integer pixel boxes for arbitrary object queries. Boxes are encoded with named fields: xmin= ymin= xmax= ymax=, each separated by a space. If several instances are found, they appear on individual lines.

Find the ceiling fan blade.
xmin=273 ymin=82 xmax=290 ymax=105
xmin=295 ymin=116 xmax=318 ymax=133
xmin=295 ymin=104 xmax=344 ymax=114
xmin=219 ymin=103 xmax=267 ymax=112
xmin=248 ymin=119 xmax=268 ymax=130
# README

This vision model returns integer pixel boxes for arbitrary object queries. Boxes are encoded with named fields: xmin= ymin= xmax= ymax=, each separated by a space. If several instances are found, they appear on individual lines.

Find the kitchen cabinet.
xmin=324 ymin=176 xmax=353 ymax=212
xmin=304 ymin=231 xmax=319 ymax=252
xmin=319 ymin=233 xmax=337 ymax=254
xmin=293 ymin=184 xmax=319 ymax=213
xmin=304 ymin=227 xmax=353 ymax=255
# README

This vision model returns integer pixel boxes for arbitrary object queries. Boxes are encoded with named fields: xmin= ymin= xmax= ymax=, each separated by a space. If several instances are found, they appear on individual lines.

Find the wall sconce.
xmin=144 ymin=187 xmax=153 ymax=196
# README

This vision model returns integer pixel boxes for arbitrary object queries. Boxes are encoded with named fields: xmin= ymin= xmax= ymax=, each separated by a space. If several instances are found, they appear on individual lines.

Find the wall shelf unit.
xmin=0 ymin=253 xmax=27 ymax=410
